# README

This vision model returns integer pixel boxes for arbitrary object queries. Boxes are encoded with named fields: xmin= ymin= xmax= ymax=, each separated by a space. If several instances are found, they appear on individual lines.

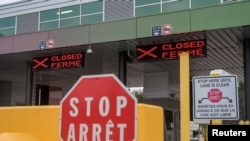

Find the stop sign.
xmin=59 ymin=74 xmax=137 ymax=141
xmin=208 ymin=88 xmax=222 ymax=103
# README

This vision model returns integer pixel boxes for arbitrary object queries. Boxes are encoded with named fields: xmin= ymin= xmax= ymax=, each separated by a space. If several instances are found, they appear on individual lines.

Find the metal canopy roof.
xmin=0 ymin=26 xmax=245 ymax=99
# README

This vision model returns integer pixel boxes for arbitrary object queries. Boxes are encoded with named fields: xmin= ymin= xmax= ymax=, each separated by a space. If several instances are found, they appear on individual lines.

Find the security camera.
xmin=87 ymin=48 xmax=93 ymax=54
xmin=87 ymin=46 xmax=93 ymax=54
xmin=170 ymin=93 xmax=176 ymax=98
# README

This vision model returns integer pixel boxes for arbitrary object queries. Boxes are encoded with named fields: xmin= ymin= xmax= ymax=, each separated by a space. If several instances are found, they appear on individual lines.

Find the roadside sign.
xmin=47 ymin=39 xmax=55 ymax=48
xmin=207 ymin=88 xmax=222 ymax=103
xmin=39 ymin=40 xmax=47 ymax=50
xmin=32 ymin=52 xmax=85 ymax=71
xmin=192 ymin=75 xmax=239 ymax=120
xmin=60 ymin=74 xmax=137 ymax=141
xmin=136 ymin=39 xmax=206 ymax=61
xmin=152 ymin=25 xmax=162 ymax=36
xmin=162 ymin=24 xmax=173 ymax=35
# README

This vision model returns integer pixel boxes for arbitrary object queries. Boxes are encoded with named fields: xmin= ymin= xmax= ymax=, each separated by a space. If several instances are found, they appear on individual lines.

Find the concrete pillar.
xmin=25 ymin=61 xmax=33 ymax=105
xmin=118 ymin=51 xmax=127 ymax=85
xmin=243 ymin=39 xmax=250 ymax=119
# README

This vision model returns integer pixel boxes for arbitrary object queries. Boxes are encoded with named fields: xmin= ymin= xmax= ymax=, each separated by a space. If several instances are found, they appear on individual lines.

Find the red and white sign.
xmin=136 ymin=39 xmax=206 ymax=61
xmin=32 ymin=52 xmax=85 ymax=71
xmin=162 ymin=24 xmax=173 ymax=35
xmin=60 ymin=74 xmax=137 ymax=141
xmin=47 ymin=39 xmax=55 ymax=48
xmin=192 ymin=75 xmax=239 ymax=120
xmin=208 ymin=88 xmax=222 ymax=103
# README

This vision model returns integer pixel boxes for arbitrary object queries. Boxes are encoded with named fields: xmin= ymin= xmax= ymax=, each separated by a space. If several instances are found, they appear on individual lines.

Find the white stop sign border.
xmin=59 ymin=74 xmax=138 ymax=141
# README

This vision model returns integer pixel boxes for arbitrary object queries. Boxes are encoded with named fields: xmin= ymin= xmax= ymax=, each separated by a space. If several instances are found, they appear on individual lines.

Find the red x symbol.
xmin=137 ymin=46 xmax=158 ymax=59
xmin=33 ymin=58 xmax=48 ymax=69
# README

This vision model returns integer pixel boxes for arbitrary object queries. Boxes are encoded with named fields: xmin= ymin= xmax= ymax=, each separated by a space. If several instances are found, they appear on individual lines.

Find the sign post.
xmin=192 ymin=75 xmax=239 ymax=120
xmin=180 ymin=52 xmax=190 ymax=141
xmin=59 ymin=74 xmax=137 ymax=141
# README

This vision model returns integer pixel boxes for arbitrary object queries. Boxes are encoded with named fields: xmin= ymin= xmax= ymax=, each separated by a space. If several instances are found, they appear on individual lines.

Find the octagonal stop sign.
xmin=208 ymin=88 xmax=222 ymax=103
xmin=60 ymin=74 xmax=137 ymax=141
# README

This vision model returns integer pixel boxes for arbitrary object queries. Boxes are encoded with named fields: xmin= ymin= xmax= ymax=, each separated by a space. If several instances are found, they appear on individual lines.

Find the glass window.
xmin=222 ymin=0 xmax=240 ymax=3
xmin=81 ymin=14 xmax=103 ymax=25
xmin=135 ymin=4 xmax=161 ymax=17
xmin=60 ymin=17 xmax=80 ymax=28
xmin=39 ymin=1 xmax=103 ymax=30
xmin=135 ymin=0 xmax=182 ymax=17
xmin=40 ymin=9 xmax=59 ymax=22
xmin=0 ymin=17 xmax=15 ymax=28
xmin=82 ymin=1 xmax=103 ymax=15
xmin=0 ymin=16 xmax=16 ymax=36
xmin=0 ymin=28 xmax=15 ymax=36
xmin=162 ymin=0 xmax=180 ymax=2
xmin=162 ymin=0 xmax=188 ymax=13
xmin=60 ymin=5 xmax=80 ymax=19
xmin=135 ymin=0 xmax=160 ymax=6
xmin=191 ymin=0 xmax=220 ymax=8
xmin=40 ymin=21 xmax=59 ymax=31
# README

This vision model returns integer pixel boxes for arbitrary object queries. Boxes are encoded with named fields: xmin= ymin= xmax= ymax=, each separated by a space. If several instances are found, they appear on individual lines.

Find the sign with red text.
xmin=136 ymin=39 xmax=206 ymax=61
xmin=32 ymin=52 xmax=84 ymax=71
xmin=162 ymin=24 xmax=173 ymax=36
xmin=60 ymin=74 xmax=137 ymax=141
xmin=46 ymin=39 xmax=55 ymax=48
xmin=192 ymin=75 xmax=239 ymax=120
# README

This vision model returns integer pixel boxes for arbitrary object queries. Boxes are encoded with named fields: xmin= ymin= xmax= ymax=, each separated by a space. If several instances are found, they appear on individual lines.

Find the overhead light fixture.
xmin=57 ymin=10 xmax=73 ymax=15
xmin=87 ymin=45 xmax=93 ymax=54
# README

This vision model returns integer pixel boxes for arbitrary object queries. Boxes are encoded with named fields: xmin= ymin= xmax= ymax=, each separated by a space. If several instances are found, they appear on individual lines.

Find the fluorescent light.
xmin=61 ymin=10 xmax=73 ymax=14
xmin=56 ymin=10 xmax=73 ymax=15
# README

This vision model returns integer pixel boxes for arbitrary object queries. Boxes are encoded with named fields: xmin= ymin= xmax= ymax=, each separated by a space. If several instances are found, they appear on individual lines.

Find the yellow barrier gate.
xmin=0 ymin=104 xmax=164 ymax=141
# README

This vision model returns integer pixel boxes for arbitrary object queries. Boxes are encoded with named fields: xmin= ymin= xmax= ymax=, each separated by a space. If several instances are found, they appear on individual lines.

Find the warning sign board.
xmin=192 ymin=75 xmax=239 ymax=120
xmin=59 ymin=74 xmax=137 ymax=141
xmin=162 ymin=24 xmax=173 ymax=36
